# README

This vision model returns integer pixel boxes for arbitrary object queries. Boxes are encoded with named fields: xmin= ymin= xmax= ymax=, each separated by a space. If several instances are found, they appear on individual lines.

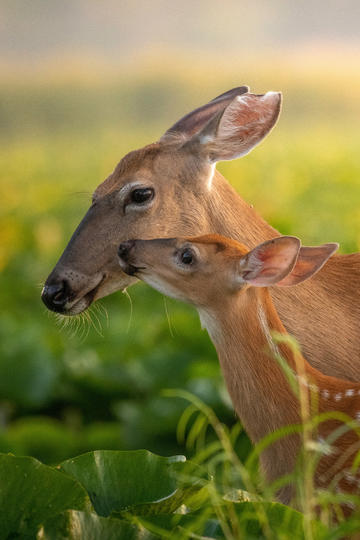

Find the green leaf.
xmin=38 ymin=510 xmax=159 ymax=540
xmin=0 ymin=453 xmax=91 ymax=539
xmin=224 ymin=501 xmax=326 ymax=540
xmin=59 ymin=450 xmax=190 ymax=516
xmin=143 ymin=500 xmax=326 ymax=540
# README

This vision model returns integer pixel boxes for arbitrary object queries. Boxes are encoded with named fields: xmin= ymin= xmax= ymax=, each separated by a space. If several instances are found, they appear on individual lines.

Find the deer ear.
xmin=194 ymin=91 xmax=282 ymax=162
xmin=238 ymin=236 xmax=300 ymax=287
xmin=161 ymin=86 xmax=249 ymax=141
xmin=276 ymin=243 xmax=339 ymax=286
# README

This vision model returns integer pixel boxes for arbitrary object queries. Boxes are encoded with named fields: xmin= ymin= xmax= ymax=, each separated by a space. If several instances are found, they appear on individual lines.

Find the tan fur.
xmin=43 ymin=90 xmax=360 ymax=382
xmin=121 ymin=234 xmax=360 ymax=508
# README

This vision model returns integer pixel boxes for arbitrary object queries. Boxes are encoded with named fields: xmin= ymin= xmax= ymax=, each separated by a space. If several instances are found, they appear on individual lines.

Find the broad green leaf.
xmin=60 ymin=450 xmax=191 ymax=516
xmin=38 ymin=510 xmax=159 ymax=540
xmin=0 ymin=453 xmax=91 ymax=539
xmin=112 ymin=483 xmax=209 ymax=519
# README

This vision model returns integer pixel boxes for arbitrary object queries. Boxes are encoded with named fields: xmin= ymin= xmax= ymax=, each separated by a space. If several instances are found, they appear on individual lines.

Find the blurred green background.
xmin=0 ymin=1 xmax=359 ymax=465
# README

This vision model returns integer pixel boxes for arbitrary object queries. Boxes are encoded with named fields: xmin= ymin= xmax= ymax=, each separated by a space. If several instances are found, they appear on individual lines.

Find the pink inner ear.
xmin=276 ymin=243 xmax=339 ymax=286
xmin=161 ymin=86 xmax=249 ymax=140
xmin=212 ymin=92 xmax=282 ymax=160
xmin=242 ymin=237 xmax=300 ymax=287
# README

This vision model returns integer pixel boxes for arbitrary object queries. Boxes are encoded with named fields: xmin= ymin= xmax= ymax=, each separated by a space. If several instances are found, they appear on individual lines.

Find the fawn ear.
xmin=192 ymin=91 xmax=282 ymax=162
xmin=161 ymin=86 xmax=249 ymax=141
xmin=276 ymin=243 xmax=339 ymax=286
xmin=238 ymin=236 xmax=300 ymax=287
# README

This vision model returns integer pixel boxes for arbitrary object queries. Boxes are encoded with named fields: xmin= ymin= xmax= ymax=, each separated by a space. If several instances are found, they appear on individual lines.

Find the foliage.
xmin=1 ymin=63 xmax=359 ymax=462
xmin=0 ymin=60 xmax=359 ymax=537
xmin=0 ymin=450 xmax=332 ymax=540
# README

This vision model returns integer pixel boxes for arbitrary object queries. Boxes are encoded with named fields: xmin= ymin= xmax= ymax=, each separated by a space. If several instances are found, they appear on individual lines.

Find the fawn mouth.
xmin=119 ymin=262 xmax=146 ymax=277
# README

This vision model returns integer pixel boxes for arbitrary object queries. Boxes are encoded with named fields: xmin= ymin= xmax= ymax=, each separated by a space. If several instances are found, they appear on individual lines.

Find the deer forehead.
xmin=94 ymin=143 xmax=212 ymax=200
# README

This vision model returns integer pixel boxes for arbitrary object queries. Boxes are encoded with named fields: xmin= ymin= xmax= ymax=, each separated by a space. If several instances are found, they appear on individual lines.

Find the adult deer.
xmin=117 ymin=234 xmax=360 ymax=505
xmin=42 ymin=87 xmax=360 ymax=380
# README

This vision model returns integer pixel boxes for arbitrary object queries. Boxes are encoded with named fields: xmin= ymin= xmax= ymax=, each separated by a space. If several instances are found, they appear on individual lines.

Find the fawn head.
xmin=118 ymin=235 xmax=338 ymax=308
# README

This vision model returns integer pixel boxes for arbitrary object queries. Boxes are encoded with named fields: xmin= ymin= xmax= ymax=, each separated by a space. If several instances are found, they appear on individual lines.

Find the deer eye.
xmin=180 ymin=248 xmax=195 ymax=265
xmin=130 ymin=187 xmax=154 ymax=204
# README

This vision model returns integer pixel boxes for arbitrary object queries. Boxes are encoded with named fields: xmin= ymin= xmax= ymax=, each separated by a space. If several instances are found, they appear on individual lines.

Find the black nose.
xmin=118 ymin=240 xmax=135 ymax=261
xmin=41 ymin=280 xmax=70 ymax=312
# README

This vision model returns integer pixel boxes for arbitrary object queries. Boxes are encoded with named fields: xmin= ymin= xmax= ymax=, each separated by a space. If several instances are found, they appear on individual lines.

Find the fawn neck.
xmin=199 ymin=287 xmax=300 ymax=443
xmin=199 ymin=286 xmax=302 ymax=444
xmin=198 ymin=284 xmax=360 ymax=501
xmin=198 ymin=285 xmax=306 ymax=493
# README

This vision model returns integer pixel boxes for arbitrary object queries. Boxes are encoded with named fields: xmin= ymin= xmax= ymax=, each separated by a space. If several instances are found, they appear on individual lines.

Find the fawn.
xmin=118 ymin=234 xmax=360 ymax=507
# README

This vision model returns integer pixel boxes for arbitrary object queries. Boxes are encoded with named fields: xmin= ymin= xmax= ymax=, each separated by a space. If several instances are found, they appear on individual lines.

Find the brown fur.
xmin=122 ymin=234 xmax=360 ymax=509
xmin=43 ymin=89 xmax=360 ymax=382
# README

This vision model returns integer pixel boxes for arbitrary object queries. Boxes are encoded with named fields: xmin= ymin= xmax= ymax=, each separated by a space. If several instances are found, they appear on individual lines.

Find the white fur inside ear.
xmin=237 ymin=252 xmax=263 ymax=279
xmin=196 ymin=90 xmax=282 ymax=163
xmin=262 ymin=91 xmax=281 ymax=101
xmin=235 ymin=94 xmax=252 ymax=106
xmin=217 ymin=95 xmax=251 ymax=140
xmin=199 ymin=134 xmax=214 ymax=145
xmin=232 ymin=259 xmax=250 ymax=288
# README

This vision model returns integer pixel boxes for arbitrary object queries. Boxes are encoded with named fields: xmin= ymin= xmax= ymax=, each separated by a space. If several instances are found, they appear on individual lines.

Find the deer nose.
xmin=41 ymin=280 xmax=70 ymax=312
xmin=118 ymin=240 xmax=135 ymax=261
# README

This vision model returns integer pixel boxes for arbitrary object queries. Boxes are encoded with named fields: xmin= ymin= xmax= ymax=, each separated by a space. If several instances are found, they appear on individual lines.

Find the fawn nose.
xmin=41 ymin=280 xmax=70 ymax=312
xmin=118 ymin=240 xmax=135 ymax=261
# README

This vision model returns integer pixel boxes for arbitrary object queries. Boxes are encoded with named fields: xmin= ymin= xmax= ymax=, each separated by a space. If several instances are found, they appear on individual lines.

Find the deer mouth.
xmin=119 ymin=262 xmax=146 ymax=276
xmin=64 ymin=274 xmax=107 ymax=315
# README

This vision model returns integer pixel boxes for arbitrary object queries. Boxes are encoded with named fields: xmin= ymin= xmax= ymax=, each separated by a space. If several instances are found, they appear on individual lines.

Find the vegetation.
xmin=0 ymin=57 xmax=359 ymax=536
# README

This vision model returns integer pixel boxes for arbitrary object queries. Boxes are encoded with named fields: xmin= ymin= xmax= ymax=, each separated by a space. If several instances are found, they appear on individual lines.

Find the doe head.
xmin=41 ymin=87 xmax=282 ymax=315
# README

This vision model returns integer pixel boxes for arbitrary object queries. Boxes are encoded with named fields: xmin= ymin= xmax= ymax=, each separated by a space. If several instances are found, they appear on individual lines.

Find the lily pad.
xmin=0 ymin=453 xmax=91 ymax=539
xmin=59 ymin=450 xmax=189 ymax=516
xmin=38 ymin=510 xmax=159 ymax=540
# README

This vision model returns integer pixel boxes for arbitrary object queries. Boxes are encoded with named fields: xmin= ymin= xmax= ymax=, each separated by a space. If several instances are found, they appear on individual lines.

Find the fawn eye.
xmin=180 ymin=248 xmax=195 ymax=265
xmin=130 ymin=188 xmax=154 ymax=204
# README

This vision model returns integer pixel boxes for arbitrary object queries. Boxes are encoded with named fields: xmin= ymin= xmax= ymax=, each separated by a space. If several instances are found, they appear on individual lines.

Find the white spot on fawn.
xmin=344 ymin=470 xmax=357 ymax=484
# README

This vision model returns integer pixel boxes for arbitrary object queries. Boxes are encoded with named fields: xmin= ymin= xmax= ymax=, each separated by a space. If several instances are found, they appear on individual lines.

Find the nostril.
xmin=118 ymin=240 xmax=135 ymax=260
xmin=41 ymin=280 xmax=69 ymax=310
xmin=52 ymin=283 xmax=68 ymax=305
xmin=118 ymin=243 xmax=127 ymax=258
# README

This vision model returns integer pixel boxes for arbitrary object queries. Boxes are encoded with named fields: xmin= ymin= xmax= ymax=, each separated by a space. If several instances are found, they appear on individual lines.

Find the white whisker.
xmin=88 ymin=305 xmax=104 ymax=337
xmin=123 ymin=289 xmax=133 ymax=333
xmin=163 ymin=296 xmax=174 ymax=338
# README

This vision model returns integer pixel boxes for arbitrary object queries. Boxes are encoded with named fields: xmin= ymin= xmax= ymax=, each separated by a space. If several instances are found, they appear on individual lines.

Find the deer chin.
xmin=63 ymin=273 xmax=138 ymax=316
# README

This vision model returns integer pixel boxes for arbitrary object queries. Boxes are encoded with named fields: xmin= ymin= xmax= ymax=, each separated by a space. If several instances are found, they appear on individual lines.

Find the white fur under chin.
xmin=141 ymin=274 xmax=190 ymax=304
xmin=197 ymin=308 xmax=221 ymax=343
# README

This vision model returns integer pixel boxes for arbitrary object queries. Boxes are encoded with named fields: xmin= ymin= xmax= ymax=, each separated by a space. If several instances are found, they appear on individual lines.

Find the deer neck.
xmin=198 ymin=286 xmax=302 ymax=445
xmin=207 ymin=170 xmax=278 ymax=248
